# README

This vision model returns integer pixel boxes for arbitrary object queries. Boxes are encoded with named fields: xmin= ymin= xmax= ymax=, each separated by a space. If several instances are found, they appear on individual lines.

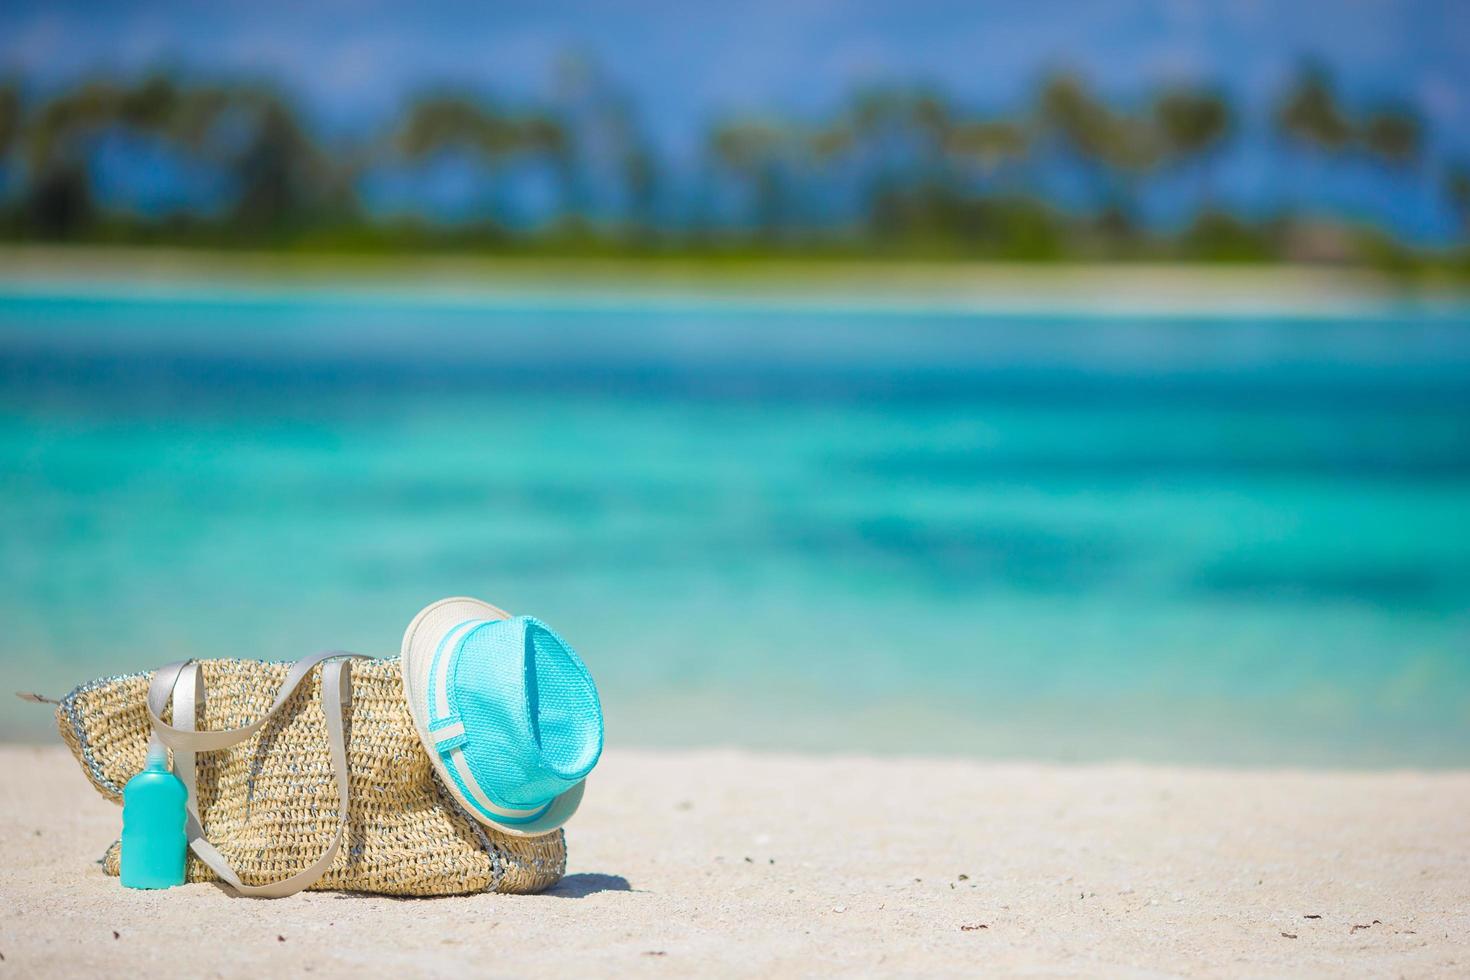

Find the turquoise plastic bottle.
xmin=120 ymin=742 xmax=187 ymax=889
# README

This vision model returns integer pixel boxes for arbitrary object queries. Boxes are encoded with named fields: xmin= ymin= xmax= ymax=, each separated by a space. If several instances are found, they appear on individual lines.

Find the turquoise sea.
xmin=2 ymin=282 xmax=1468 ymax=765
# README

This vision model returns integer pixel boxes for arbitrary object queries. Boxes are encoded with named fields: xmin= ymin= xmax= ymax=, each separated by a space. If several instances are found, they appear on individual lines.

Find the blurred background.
xmin=1 ymin=0 xmax=1467 ymax=764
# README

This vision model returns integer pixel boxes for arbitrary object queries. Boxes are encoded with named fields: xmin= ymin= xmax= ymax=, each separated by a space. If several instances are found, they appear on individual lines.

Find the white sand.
xmin=5 ymin=245 xmax=1462 ymax=319
xmin=1 ymin=744 xmax=1467 ymax=977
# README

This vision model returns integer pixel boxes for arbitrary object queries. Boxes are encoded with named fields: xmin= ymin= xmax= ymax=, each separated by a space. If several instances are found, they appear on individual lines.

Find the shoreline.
xmin=4 ymin=244 xmax=1470 ymax=319
xmin=2 ymin=744 xmax=1466 ymax=976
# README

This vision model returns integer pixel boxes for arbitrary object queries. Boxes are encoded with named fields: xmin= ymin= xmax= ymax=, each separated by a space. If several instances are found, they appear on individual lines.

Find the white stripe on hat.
xmin=447 ymin=746 xmax=549 ymax=820
xmin=432 ymin=619 xmax=485 ymax=721
xmin=430 ymin=720 xmax=464 ymax=744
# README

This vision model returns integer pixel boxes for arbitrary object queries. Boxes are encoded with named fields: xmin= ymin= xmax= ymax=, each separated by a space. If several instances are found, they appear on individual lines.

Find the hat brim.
xmin=400 ymin=596 xmax=587 ymax=838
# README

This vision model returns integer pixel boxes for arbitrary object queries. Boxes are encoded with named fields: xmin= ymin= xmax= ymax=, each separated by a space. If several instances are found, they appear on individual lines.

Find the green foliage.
xmin=1275 ymin=62 xmax=1352 ymax=151
xmin=0 ymin=81 xmax=21 ymax=158
xmin=1153 ymin=87 xmax=1232 ymax=163
xmin=1038 ymin=73 xmax=1116 ymax=163
xmin=945 ymin=120 xmax=1030 ymax=174
xmin=1179 ymin=211 xmax=1274 ymax=262
xmin=1360 ymin=105 xmax=1422 ymax=167
xmin=0 ymin=63 xmax=1461 ymax=268
xmin=708 ymin=118 xmax=790 ymax=175
xmin=1448 ymin=163 xmax=1470 ymax=231
xmin=395 ymin=95 xmax=566 ymax=162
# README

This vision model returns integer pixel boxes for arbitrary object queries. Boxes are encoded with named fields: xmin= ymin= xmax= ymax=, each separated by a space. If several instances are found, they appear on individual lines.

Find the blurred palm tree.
xmin=1038 ymin=73 xmax=1114 ymax=165
xmin=1152 ymin=85 xmax=1233 ymax=205
xmin=0 ymin=79 xmax=19 ymax=228
xmin=1277 ymin=65 xmax=1353 ymax=151
xmin=619 ymin=145 xmax=659 ymax=240
xmin=1038 ymin=72 xmax=1161 ymax=237
xmin=395 ymin=93 xmax=570 ymax=227
xmin=227 ymin=95 xmax=335 ymax=235
xmin=15 ymin=75 xmax=341 ymax=240
xmin=944 ymin=120 xmax=1030 ymax=180
xmin=1357 ymin=102 xmax=1425 ymax=229
xmin=397 ymin=96 xmax=535 ymax=159
xmin=1046 ymin=71 xmax=1170 ymax=239
xmin=178 ymin=85 xmax=348 ymax=238
xmin=596 ymin=97 xmax=660 ymax=240
xmin=1274 ymin=62 xmax=1352 ymax=154
xmin=837 ymin=86 xmax=957 ymax=243
xmin=21 ymin=77 xmax=176 ymax=238
xmin=849 ymin=87 xmax=950 ymax=151
xmin=0 ymin=81 xmax=21 ymax=161
xmin=1446 ymin=163 xmax=1470 ymax=241
xmin=1360 ymin=104 xmax=1422 ymax=169
xmin=709 ymin=118 xmax=793 ymax=240
xmin=550 ymin=53 xmax=662 ymax=238
xmin=0 ymin=63 xmax=1463 ymax=266
xmin=1272 ymin=62 xmax=1353 ymax=223
xmin=806 ymin=120 xmax=856 ymax=164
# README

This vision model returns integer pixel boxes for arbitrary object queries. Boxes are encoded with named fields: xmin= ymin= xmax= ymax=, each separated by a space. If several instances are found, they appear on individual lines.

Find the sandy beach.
xmin=4 ymin=245 xmax=1466 ymax=320
xmin=1 ymin=745 xmax=1466 ymax=977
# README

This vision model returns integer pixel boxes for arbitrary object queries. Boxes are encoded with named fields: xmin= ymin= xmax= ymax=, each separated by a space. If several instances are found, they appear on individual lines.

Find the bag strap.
xmin=146 ymin=652 xmax=369 ymax=898
xmin=148 ymin=650 xmax=356 ymax=751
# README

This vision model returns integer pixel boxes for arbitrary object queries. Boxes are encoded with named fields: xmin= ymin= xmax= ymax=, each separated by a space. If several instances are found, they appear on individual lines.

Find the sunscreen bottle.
xmin=120 ymin=740 xmax=187 ymax=889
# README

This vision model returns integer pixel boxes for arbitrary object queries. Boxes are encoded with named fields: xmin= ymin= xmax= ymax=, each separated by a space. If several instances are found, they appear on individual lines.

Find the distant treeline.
xmin=1 ymin=60 xmax=1468 ymax=268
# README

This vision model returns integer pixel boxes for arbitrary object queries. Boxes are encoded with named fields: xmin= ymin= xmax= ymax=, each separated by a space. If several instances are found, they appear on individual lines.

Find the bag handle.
xmin=148 ymin=650 xmax=358 ymax=752
xmin=146 ymin=652 xmax=369 ymax=898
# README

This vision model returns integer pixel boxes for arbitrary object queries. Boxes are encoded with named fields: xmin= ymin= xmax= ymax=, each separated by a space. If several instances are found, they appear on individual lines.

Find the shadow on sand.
xmin=543 ymin=872 xmax=633 ymax=898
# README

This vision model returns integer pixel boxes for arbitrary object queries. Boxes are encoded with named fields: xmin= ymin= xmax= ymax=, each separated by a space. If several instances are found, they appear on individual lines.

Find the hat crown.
xmin=449 ymin=616 xmax=603 ymax=811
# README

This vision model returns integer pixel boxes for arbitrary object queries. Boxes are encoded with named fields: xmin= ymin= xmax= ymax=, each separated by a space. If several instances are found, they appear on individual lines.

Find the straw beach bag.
xmin=57 ymin=655 xmax=568 ymax=896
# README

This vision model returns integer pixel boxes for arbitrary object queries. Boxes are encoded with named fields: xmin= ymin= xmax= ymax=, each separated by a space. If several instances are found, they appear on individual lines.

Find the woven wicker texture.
xmin=57 ymin=658 xmax=567 ymax=896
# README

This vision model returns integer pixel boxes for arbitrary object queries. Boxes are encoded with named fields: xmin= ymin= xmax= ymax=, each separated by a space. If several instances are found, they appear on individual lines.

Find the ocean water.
xmin=2 ymin=283 xmax=1468 ymax=766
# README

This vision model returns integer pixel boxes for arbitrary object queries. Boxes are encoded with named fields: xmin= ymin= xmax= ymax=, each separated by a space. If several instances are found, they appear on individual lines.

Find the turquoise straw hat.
xmin=400 ymin=597 xmax=604 ymax=837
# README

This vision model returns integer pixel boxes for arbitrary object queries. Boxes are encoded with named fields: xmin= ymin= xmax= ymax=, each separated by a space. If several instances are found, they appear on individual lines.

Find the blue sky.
xmin=3 ymin=0 xmax=1468 ymax=238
